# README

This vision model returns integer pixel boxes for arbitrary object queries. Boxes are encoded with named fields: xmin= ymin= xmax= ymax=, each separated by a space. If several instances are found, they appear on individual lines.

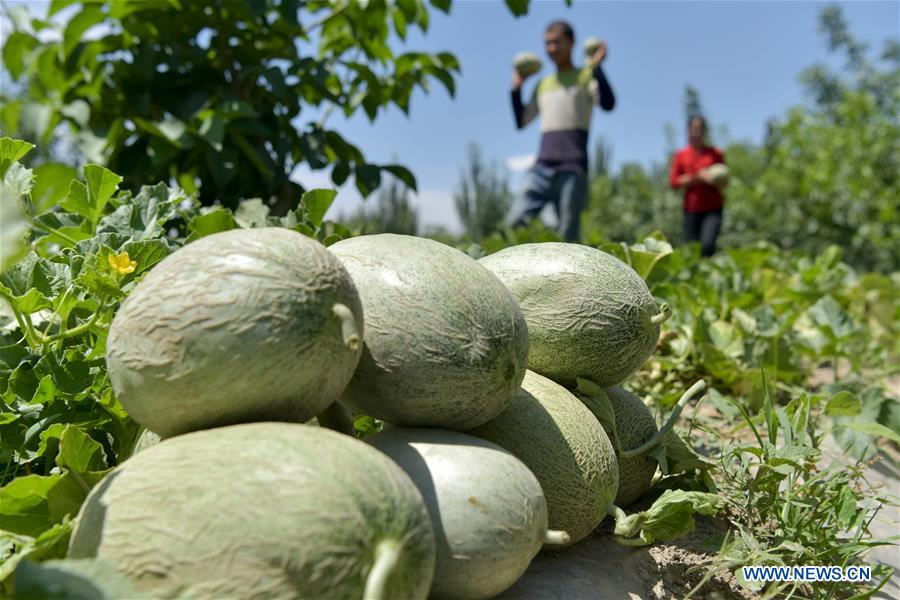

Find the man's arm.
xmin=511 ymin=71 xmax=538 ymax=129
xmin=592 ymin=64 xmax=615 ymax=111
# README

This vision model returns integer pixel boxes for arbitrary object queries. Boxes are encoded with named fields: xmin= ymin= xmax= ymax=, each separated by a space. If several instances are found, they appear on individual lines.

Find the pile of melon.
xmin=40 ymin=230 xmax=701 ymax=599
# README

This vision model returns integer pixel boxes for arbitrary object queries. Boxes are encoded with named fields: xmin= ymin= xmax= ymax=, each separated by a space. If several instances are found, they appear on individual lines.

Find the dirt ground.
xmin=498 ymin=515 xmax=751 ymax=600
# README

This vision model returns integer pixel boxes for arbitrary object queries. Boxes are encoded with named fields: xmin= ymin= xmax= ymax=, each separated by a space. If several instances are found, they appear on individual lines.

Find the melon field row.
xmin=1 ymin=139 xmax=897 ymax=598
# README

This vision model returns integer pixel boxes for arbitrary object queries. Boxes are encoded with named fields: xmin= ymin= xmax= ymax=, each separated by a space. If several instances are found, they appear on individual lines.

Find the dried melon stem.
xmin=542 ymin=529 xmax=571 ymax=545
xmin=332 ymin=303 xmax=361 ymax=351
xmin=363 ymin=539 xmax=402 ymax=600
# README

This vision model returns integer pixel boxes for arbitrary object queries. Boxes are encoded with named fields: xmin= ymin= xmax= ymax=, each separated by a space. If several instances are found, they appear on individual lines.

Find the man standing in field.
xmin=508 ymin=20 xmax=616 ymax=242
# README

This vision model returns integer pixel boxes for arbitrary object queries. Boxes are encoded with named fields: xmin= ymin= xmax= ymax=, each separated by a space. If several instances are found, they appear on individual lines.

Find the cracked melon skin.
xmin=330 ymin=234 xmax=529 ymax=430
xmin=106 ymin=227 xmax=363 ymax=439
xmin=369 ymin=427 xmax=557 ymax=599
xmin=479 ymin=243 xmax=663 ymax=388
xmin=68 ymin=423 xmax=436 ymax=600
xmin=466 ymin=370 xmax=618 ymax=547
xmin=604 ymin=386 xmax=659 ymax=507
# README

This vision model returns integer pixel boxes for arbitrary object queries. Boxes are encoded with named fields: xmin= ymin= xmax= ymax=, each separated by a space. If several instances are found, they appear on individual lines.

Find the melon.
xmin=583 ymin=36 xmax=605 ymax=57
xmin=704 ymin=163 xmax=729 ymax=185
xmin=513 ymin=52 xmax=542 ymax=77
xmin=581 ymin=386 xmax=658 ymax=507
xmin=68 ymin=423 xmax=436 ymax=600
xmin=131 ymin=429 xmax=160 ymax=455
xmin=106 ymin=227 xmax=363 ymax=439
xmin=478 ymin=243 xmax=670 ymax=388
xmin=466 ymin=370 xmax=618 ymax=547
xmin=368 ymin=427 xmax=568 ymax=599
xmin=329 ymin=234 xmax=528 ymax=430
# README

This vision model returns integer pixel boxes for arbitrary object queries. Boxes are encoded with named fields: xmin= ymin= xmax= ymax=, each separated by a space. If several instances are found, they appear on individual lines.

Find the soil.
xmin=499 ymin=515 xmax=751 ymax=600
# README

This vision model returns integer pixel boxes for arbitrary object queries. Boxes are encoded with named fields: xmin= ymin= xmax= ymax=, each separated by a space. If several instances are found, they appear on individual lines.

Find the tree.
xmin=683 ymin=84 xmax=705 ymax=122
xmin=345 ymin=175 xmax=419 ymax=236
xmin=0 ymin=0 xmax=534 ymax=212
xmin=454 ymin=142 xmax=511 ymax=242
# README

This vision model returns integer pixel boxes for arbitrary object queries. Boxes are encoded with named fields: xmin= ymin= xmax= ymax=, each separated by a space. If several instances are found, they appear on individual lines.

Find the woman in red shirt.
xmin=670 ymin=115 xmax=727 ymax=257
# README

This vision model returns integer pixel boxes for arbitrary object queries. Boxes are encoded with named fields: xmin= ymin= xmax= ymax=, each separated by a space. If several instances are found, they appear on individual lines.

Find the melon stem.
xmin=542 ymin=529 xmax=570 ymax=545
xmin=650 ymin=303 xmax=672 ymax=325
xmin=363 ymin=540 xmax=401 ymax=600
xmin=332 ymin=303 xmax=361 ymax=351
xmin=619 ymin=380 xmax=706 ymax=458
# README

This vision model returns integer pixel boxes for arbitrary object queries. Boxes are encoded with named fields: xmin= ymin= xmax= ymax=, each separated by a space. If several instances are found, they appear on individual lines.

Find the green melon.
xmin=513 ymin=52 xmax=542 ymax=77
xmin=369 ymin=427 xmax=568 ymax=599
xmin=585 ymin=386 xmax=658 ymax=507
xmin=466 ymin=370 xmax=618 ymax=547
xmin=106 ymin=227 xmax=363 ymax=439
xmin=130 ymin=429 xmax=160 ymax=455
xmin=479 ymin=243 xmax=669 ymax=388
xmin=329 ymin=234 xmax=529 ymax=430
xmin=68 ymin=423 xmax=436 ymax=600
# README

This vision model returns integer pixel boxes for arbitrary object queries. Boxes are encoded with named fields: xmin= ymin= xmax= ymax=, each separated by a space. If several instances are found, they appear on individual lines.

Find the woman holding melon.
xmin=670 ymin=114 xmax=729 ymax=257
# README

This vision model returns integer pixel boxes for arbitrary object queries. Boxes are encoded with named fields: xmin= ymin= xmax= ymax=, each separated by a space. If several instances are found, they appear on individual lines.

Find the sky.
xmin=2 ymin=1 xmax=899 ymax=232
xmin=296 ymin=0 xmax=899 ymax=232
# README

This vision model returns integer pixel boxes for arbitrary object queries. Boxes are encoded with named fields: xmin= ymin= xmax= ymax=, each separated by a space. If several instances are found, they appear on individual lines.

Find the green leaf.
xmin=32 ymin=163 xmax=79 ymax=212
xmin=57 ymin=425 xmax=107 ymax=473
xmin=807 ymin=295 xmax=854 ymax=341
xmin=841 ymin=421 xmax=900 ymax=445
xmin=825 ymin=391 xmax=862 ymax=417
xmin=0 ymin=173 xmax=30 ymax=271
xmin=0 ymin=521 xmax=73 ymax=583
xmin=83 ymin=165 xmax=123 ymax=222
xmin=197 ymin=110 xmax=225 ymax=152
xmin=0 ymin=473 xmax=89 ymax=537
xmin=301 ymin=189 xmax=337 ymax=228
xmin=382 ymin=164 xmax=418 ymax=192
xmin=59 ymin=181 xmax=93 ymax=221
xmin=189 ymin=207 xmax=238 ymax=238
xmin=0 ymin=137 xmax=34 ymax=179
xmin=615 ymin=490 xmax=725 ymax=544
xmin=430 ymin=0 xmax=451 ymax=12
xmin=63 ymin=6 xmax=106 ymax=57
xmin=504 ymin=0 xmax=529 ymax=17
xmin=2 ymin=32 xmax=39 ymax=81
xmin=14 ymin=558 xmax=149 ymax=599
xmin=355 ymin=164 xmax=381 ymax=197
xmin=234 ymin=198 xmax=271 ymax=229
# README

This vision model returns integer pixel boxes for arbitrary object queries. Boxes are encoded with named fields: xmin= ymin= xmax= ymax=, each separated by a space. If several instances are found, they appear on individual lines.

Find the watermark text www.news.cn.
xmin=742 ymin=565 xmax=871 ymax=583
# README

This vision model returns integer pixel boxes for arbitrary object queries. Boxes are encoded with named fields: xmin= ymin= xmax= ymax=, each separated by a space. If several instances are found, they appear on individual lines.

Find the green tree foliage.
xmin=344 ymin=174 xmax=419 ymax=236
xmin=581 ymin=5 xmax=898 ymax=272
xmin=683 ymin=84 xmax=704 ymax=121
xmin=454 ymin=142 xmax=511 ymax=242
xmin=722 ymin=5 xmax=899 ymax=271
xmin=0 ymin=0 xmax=514 ymax=212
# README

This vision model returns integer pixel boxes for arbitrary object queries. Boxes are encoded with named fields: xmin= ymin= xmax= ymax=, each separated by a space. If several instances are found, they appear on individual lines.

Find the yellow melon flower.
xmin=108 ymin=251 xmax=137 ymax=275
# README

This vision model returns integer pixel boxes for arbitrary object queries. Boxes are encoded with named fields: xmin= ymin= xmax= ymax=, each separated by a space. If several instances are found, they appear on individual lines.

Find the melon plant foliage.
xmin=0 ymin=140 xmax=351 ymax=581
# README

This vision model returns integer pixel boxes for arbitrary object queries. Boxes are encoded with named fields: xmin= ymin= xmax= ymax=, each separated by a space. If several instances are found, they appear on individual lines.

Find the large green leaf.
xmin=301 ymin=188 xmax=338 ymax=228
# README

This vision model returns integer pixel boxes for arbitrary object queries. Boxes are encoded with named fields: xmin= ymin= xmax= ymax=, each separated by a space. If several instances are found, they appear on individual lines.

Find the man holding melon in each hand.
xmin=508 ymin=21 xmax=616 ymax=243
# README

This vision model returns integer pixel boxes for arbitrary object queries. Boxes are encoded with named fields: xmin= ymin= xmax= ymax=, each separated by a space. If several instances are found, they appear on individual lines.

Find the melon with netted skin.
xmin=369 ymin=427 xmax=569 ymax=599
xmin=329 ymin=234 xmax=529 ymax=430
xmin=479 ymin=243 xmax=670 ymax=388
xmin=68 ymin=423 xmax=436 ymax=600
xmin=467 ymin=370 xmax=618 ymax=547
xmin=105 ymin=227 xmax=364 ymax=439
xmin=513 ymin=52 xmax=542 ymax=77
xmin=597 ymin=386 xmax=659 ymax=507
